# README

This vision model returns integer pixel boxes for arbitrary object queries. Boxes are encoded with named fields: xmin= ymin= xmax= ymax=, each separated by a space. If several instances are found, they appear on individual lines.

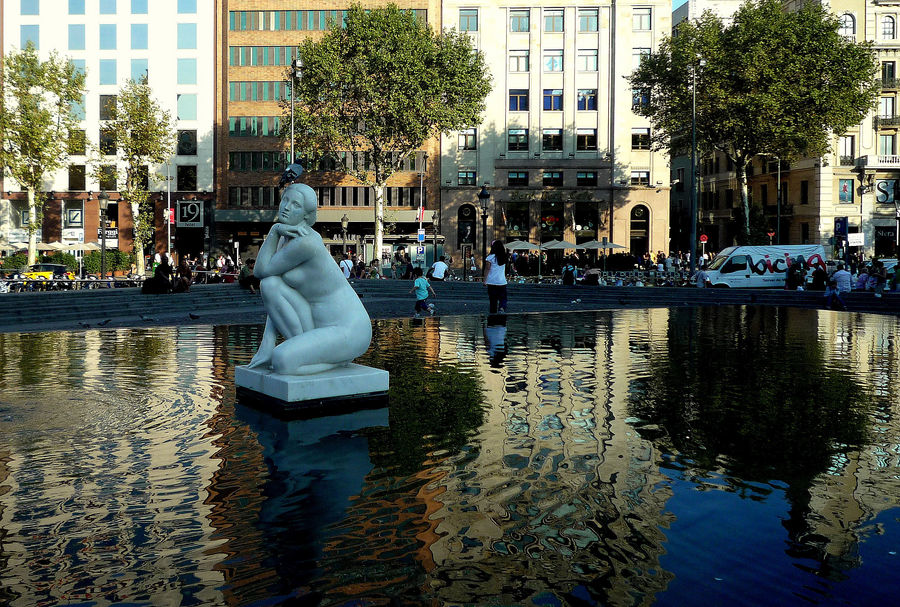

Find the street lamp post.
xmin=98 ymin=191 xmax=109 ymax=279
xmin=166 ymin=161 xmax=172 ymax=256
xmin=689 ymin=59 xmax=705 ymax=275
xmin=290 ymin=57 xmax=302 ymax=162
xmin=776 ymin=156 xmax=782 ymax=244
xmin=478 ymin=184 xmax=491 ymax=274
xmin=341 ymin=213 xmax=349 ymax=254
xmin=432 ymin=211 xmax=439 ymax=264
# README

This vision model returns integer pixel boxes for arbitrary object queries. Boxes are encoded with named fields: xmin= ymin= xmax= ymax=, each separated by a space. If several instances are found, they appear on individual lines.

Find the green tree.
xmin=0 ymin=43 xmax=85 ymax=265
xmin=630 ymin=0 xmax=878 ymax=240
xmin=287 ymin=4 xmax=491 ymax=258
xmin=92 ymin=77 xmax=175 ymax=276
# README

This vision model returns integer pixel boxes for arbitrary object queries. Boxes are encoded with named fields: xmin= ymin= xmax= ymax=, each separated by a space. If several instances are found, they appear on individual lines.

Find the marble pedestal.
xmin=235 ymin=363 xmax=389 ymax=417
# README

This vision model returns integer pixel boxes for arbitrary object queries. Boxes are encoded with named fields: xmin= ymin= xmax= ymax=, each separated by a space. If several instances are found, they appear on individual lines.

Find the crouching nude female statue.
xmin=247 ymin=182 xmax=372 ymax=375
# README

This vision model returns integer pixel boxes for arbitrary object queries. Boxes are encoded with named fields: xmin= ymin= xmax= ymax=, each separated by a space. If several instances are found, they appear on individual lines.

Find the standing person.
xmin=826 ymin=262 xmax=852 ymax=310
xmin=430 ymin=255 xmax=449 ymax=281
xmin=339 ymin=253 xmax=353 ymax=279
xmin=403 ymin=254 xmax=414 ymax=280
xmin=694 ymin=267 xmax=710 ymax=288
xmin=408 ymin=267 xmax=436 ymax=317
xmin=484 ymin=240 xmax=508 ymax=313
xmin=561 ymin=256 xmax=577 ymax=286
xmin=873 ymin=260 xmax=888 ymax=297
xmin=239 ymin=258 xmax=260 ymax=293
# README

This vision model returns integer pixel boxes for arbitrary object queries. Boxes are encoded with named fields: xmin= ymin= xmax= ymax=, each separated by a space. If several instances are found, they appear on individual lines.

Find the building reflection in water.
xmin=0 ymin=308 xmax=897 ymax=606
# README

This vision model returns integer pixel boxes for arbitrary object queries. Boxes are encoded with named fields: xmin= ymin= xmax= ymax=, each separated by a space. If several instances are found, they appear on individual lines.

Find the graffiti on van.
xmin=749 ymin=253 xmax=827 ymax=275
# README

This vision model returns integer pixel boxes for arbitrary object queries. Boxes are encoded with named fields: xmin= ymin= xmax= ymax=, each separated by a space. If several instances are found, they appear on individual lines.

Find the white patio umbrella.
xmin=505 ymin=239 xmax=542 ymax=251
xmin=35 ymin=242 xmax=57 ymax=251
xmin=0 ymin=243 xmax=18 ymax=252
xmin=580 ymin=239 xmax=626 ymax=272
xmin=541 ymin=240 xmax=582 ymax=250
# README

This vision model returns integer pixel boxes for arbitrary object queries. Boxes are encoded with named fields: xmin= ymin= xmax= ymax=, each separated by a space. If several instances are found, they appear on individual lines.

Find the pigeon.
xmin=79 ymin=322 xmax=91 ymax=329
xmin=189 ymin=313 xmax=200 ymax=320
xmin=97 ymin=319 xmax=111 ymax=326
xmin=139 ymin=314 xmax=156 ymax=322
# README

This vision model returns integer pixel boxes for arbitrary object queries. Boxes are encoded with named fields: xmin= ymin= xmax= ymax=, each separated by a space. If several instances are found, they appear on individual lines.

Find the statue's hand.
xmin=275 ymin=223 xmax=311 ymax=239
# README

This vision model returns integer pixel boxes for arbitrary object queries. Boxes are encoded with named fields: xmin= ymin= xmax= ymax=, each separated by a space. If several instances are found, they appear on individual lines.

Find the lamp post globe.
xmin=98 ymin=191 xmax=110 ymax=279
xmin=478 ymin=185 xmax=490 ymax=271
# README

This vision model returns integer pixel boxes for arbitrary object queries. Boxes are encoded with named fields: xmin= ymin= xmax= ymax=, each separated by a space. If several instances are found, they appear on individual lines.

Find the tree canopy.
xmin=95 ymin=77 xmax=175 ymax=275
xmin=630 ymin=0 xmax=878 ymax=239
xmin=288 ymin=3 xmax=492 ymax=257
xmin=0 ymin=43 xmax=85 ymax=264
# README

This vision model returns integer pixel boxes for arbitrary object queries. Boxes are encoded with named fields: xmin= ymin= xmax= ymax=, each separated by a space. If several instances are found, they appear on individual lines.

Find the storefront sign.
xmin=847 ymin=232 xmax=865 ymax=247
xmin=177 ymin=201 xmax=204 ymax=228
xmin=876 ymin=179 xmax=898 ymax=205
xmin=97 ymin=227 xmax=118 ymax=240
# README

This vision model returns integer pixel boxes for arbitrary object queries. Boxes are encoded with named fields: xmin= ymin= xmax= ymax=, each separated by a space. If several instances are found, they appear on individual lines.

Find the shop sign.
xmin=177 ymin=200 xmax=204 ymax=228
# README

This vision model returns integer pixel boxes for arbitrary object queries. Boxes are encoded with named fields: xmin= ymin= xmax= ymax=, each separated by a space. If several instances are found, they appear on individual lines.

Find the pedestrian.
xmin=408 ymin=266 xmax=436 ymax=318
xmin=429 ymin=255 xmax=449 ymax=281
xmin=339 ymin=253 xmax=353 ymax=279
xmin=403 ymin=254 xmax=414 ymax=280
xmin=239 ymin=258 xmax=260 ymax=293
xmin=484 ymin=240 xmax=508 ymax=313
xmin=561 ymin=256 xmax=577 ymax=286
xmin=694 ymin=267 xmax=710 ymax=288
xmin=873 ymin=260 xmax=888 ymax=297
xmin=173 ymin=258 xmax=193 ymax=293
xmin=826 ymin=262 xmax=852 ymax=310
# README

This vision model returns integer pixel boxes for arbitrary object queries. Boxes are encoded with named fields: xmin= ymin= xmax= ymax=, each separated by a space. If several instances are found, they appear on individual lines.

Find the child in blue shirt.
xmin=409 ymin=267 xmax=436 ymax=317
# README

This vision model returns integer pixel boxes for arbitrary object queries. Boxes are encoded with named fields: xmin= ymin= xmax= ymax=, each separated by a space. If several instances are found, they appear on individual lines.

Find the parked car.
xmin=704 ymin=245 xmax=827 ymax=288
xmin=22 ymin=263 xmax=75 ymax=281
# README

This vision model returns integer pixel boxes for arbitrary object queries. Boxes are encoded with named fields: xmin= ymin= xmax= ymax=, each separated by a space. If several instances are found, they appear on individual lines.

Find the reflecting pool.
xmin=0 ymin=307 xmax=899 ymax=606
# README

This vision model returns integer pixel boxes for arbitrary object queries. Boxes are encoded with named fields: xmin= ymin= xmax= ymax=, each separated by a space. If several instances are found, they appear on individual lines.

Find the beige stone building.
xmin=440 ymin=1 xmax=672 ymax=267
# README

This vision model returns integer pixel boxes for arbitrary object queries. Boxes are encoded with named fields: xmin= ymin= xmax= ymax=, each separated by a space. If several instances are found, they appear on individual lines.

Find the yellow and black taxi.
xmin=22 ymin=264 xmax=76 ymax=280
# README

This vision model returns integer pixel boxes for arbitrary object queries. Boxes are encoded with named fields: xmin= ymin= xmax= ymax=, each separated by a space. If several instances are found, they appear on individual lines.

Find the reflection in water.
xmin=0 ymin=308 xmax=898 ymax=606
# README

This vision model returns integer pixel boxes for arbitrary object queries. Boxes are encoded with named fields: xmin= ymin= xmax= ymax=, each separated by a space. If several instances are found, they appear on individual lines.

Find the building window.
xmin=69 ymin=0 xmax=84 ymax=14
xmin=633 ymin=7 xmax=651 ymax=31
xmin=839 ymin=135 xmax=855 ymax=165
xmin=884 ymin=62 xmax=897 ymax=84
xmin=577 ymin=49 xmax=598 ymax=71
xmin=69 ymin=24 xmax=85 ymax=50
xmin=632 ymin=127 xmax=651 ymax=149
xmin=543 ymin=171 xmax=563 ymax=186
xmin=177 ymin=165 xmax=197 ymax=191
xmin=228 ymin=116 xmax=282 ymax=136
xmin=132 ymin=0 xmax=147 ymax=14
xmin=510 ymin=9 xmax=530 ymax=32
xmin=632 ymin=88 xmax=650 ymax=109
xmin=99 ymin=165 xmax=117 ymax=190
xmin=509 ymin=89 xmax=529 ymax=111
xmin=576 ymin=128 xmax=597 ymax=150
xmin=459 ymin=9 xmax=478 ymax=31
xmin=99 ymin=128 xmax=116 ymax=155
xmin=71 ymin=96 xmax=86 ymax=120
xmin=880 ymin=96 xmax=895 ymax=118
xmin=633 ymin=47 xmax=651 ymax=70
xmin=177 ymin=58 xmax=197 ymax=85
xmin=631 ymin=171 xmax=650 ymax=185
xmin=177 ymin=94 xmax=197 ymax=120
xmin=131 ymin=23 xmax=148 ymax=49
xmin=99 ymin=95 xmax=117 ymax=120
xmin=544 ymin=9 xmax=564 ymax=32
xmin=177 ymin=23 xmax=197 ymax=49
xmin=458 ymin=171 xmax=476 ymax=186
xmin=881 ymin=134 xmax=896 ymax=155
xmin=543 ymin=50 xmax=563 ymax=72
xmin=99 ymin=59 xmax=116 ymax=85
xmin=21 ymin=25 xmax=39 ymax=49
xmin=21 ymin=0 xmax=39 ymax=14
xmin=543 ymin=89 xmax=563 ymax=111
xmin=579 ymin=9 xmax=598 ymax=32
xmin=508 ymin=171 xmax=528 ymax=186
xmin=177 ymin=130 xmax=197 ymax=155
xmin=577 ymin=171 xmax=597 ymax=186
xmin=99 ymin=0 xmax=116 ymax=14
xmin=509 ymin=50 xmax=530 ymax=72
xmin=131 ymin=59 xmax=148 ymax=82
xmin=458 ymin=128 xmax=476 ymax=150
xmin=68 ymin=129 xmax=86 ymax=155
xmin=801 ymin=180 xmax=809 ymax=204
xmin=839 ymin=14 xmax=855 ymax=37
xmin=508 ymin=128 xmax=529 ymax=151
xmin=542 ymin=128 xmax=563 ymax=151
xmin=577 ymin=89 xmax=597 ymax=110
xmin=99 ymin=24 xmax=116 ymax=50
xmin=883 ymin=16 xmax=896 ymax=40
xmin=69 ymin=165 xmax=86 ymax=191
xmin=178 ymin=0 xmax=196 ymax=13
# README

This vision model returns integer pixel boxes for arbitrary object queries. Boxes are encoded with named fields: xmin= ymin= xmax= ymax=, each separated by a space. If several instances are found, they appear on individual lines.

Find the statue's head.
xmin=279 ymin=183 xmax=318 ymax=227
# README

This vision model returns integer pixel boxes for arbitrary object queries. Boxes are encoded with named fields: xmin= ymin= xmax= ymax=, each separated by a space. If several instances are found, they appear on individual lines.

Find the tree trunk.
xmin=735 ymin=159 xmax=750 ymax=239
xmin=26 ymin=189 xmax=37 ymax=266
xmin=131 ymin=200 xmax=146 ymax=276
xmin=373 ymin=182 xmax=385 ymax=268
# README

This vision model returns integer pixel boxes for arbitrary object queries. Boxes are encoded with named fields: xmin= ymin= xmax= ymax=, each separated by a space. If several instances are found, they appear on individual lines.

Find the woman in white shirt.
xmin=484 ymin=240 xmax=508 ymax=313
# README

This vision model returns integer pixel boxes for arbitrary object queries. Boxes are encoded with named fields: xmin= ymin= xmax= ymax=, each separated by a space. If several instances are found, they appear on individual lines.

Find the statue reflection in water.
xmin=248 ymin=179 xmax=372 ymax=375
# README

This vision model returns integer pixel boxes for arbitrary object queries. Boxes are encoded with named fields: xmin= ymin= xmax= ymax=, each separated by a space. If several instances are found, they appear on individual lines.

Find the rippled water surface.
xmin=0 ymin=307 xmax=899 ymax=606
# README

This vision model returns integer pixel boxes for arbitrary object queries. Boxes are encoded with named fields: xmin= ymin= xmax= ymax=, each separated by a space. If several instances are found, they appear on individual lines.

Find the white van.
xmin=704 ymin=245 xmax=828 ymax=288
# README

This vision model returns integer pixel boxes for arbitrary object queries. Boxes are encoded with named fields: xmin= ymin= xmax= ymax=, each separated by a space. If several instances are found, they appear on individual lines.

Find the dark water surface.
xmin=0 ymin=307 xmax=898 ymax=606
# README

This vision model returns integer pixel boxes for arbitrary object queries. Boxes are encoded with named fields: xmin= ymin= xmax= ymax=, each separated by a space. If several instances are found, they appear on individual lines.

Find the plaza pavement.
xmin=0 ymin=279 xmax=895 ymax=333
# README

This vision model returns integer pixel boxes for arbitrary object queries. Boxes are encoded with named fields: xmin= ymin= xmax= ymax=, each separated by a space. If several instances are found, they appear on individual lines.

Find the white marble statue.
xmin=247 ymin=182 xmax=373 ymax=375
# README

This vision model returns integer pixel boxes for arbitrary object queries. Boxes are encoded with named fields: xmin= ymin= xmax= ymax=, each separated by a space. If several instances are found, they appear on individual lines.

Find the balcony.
xmin=874 ymin=115 xmax=900 ymax=128
xmin=879 ymin=77 xmax=899 ymax=89
xmin=857 ymin=154 xmax=900 ymax=168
